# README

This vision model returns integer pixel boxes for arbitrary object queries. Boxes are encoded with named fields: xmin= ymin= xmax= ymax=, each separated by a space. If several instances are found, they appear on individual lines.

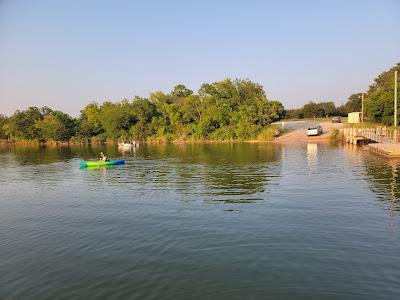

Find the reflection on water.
xmin=0 ymin=144 xmax=122 ymax=164
xmin=362 ymin=155 xmax=400 ymax=212
xmin=1 ymin=141 xmax=399 ymax=214
xmin=339 ymin=143 xmax=400 ymax=212
xmin=118 ymin=144 xmax=138 ymax=156
xmin=307 ymin=143 xmax=318 ymax=168
xmin=1 ymin=142 xmax=399 ymax=213
xmin=1 ymin=143 xmax=400 ymax=299
xmin=206 ymin=198 xmax=262 ymax=204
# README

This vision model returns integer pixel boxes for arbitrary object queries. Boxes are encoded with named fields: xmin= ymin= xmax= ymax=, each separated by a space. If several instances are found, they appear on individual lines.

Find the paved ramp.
xmin=274 ymin=121 xmax=344 ymax=143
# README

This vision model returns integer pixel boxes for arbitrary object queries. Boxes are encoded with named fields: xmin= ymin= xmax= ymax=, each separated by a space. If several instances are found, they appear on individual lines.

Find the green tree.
xmin=302 ymin=102 xmax=324 ymax=118
xmin=261 ymin=100 xmax=285 ymax=124
xmin=285 ymin=108 xmax=304 ymax=119
xmin=5 ymin=107 xmax=46 ymax=140
xmin=319 ymin=101 xmax=337 ymax=116
xmin=195 ymin=79 xmax=283 ymax=139
xmin=338 ymin=93 xmax=362 ymax=115
xmin=34 ymin=111 xmax=75 ymax=141
xmin=171 ymin=84 xmax=193 ymax=99
xmin=300 ymin=101 xmax=336 ymax=118
xmin=77 ymin=102 xmax=104 ymax=139
xmin=149 ymin=91 xmax=172 ymax=104
xmin=129 ymin=120 xmax=150 ymax=141
xmin=180 ymin=94 xmax=203 ymax=123
xmin=0 ymin=114 xmax=9 ymax=139
xmin=2 ymin=78 xmax=286 ymax=142
xmin=364 ymin=63 xmax=400 ymax=125
xmin=131 ymin=97 xmax=157 ymax=123
xmin=98 ymin=101 xmax=129 ymax=138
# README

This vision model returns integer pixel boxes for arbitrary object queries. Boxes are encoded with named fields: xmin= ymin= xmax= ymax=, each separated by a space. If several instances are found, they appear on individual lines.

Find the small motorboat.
xmin=118 ymin=141 xmax=139 ymax=148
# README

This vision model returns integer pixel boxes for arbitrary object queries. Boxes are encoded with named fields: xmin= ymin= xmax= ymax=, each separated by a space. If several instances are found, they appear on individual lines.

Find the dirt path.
xmin=275 ymin=122 xmax=344 ymax=143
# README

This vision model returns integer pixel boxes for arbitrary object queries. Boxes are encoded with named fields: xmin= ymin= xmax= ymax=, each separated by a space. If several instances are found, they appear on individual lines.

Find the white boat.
xmin=118 ymin=141 xmax=139 ymax=148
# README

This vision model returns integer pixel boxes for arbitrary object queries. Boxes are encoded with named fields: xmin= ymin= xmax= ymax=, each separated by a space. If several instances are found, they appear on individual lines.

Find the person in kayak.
xmin=99 ymin=152 xmax=109 ymax=162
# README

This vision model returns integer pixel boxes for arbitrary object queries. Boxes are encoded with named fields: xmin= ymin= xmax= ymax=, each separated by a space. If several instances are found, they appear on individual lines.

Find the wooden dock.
xmin=342 ymin=127 xmax=395 ymax=144
xmin=367 ymin=143 xmax=400 ymax=157
xmin=342 ymin=126 xmax=400 ymax=157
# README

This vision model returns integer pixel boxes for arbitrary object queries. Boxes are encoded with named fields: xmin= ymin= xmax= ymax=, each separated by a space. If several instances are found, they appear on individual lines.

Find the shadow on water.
xmin=342 ymin=143 xmax=400 ymax=214
xmin=363 ymin=154 xmax=400 ymax=213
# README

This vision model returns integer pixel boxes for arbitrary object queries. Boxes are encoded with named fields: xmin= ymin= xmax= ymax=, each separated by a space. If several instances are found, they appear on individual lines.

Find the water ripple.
xmin=0 ymin=143 xmax=400 ymax=299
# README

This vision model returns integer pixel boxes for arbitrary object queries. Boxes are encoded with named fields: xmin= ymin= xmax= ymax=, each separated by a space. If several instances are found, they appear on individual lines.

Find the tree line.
xmin=285 ymin=95 xmax=362 ymax=119
xmin=1 ymin=64 xmax=398 ymax=143
xmin=0 ymin=79 xmax=285 ymax=143
xmin=286 ymin=63 xmax=400 ymax=124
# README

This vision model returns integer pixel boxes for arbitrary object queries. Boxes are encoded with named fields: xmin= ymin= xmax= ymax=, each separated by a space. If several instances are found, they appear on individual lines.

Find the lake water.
xmin=1 ymin=143 xmax=399 ymax=299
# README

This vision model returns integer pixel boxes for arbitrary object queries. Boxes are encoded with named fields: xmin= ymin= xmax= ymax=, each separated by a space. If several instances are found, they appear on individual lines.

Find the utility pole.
xmin=395 ymin=70 xmax=398 ymax=142
xmin=361 ymin=93 xmax=364 ymax=123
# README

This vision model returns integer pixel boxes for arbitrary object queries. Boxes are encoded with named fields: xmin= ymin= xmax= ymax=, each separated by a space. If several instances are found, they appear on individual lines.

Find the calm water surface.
xmin=1 ymin=143 xmax=399 ymax=299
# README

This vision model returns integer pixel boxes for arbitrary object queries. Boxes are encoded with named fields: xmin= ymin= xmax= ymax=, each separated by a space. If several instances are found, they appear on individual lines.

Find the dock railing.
xmin=385 ymin=128 xmax=400 ymax=143
xmin=342 ymin=126 xmax=400 ymax=144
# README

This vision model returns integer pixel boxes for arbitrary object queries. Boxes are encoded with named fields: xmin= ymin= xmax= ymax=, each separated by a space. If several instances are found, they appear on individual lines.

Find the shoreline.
xmin=0 ymin=139 xmax=276 ymax=146
xmin=0 ymin=136 xmax=336 ymax=147
xmin=0 ymin=122 xmax=344 ymax=147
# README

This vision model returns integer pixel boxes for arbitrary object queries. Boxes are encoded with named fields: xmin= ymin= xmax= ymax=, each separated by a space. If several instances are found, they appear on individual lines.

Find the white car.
xmin=307 ymin=126 xmax=323 ymax=136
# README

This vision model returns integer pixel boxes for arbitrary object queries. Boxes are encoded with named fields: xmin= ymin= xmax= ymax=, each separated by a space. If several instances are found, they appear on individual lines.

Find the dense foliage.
xmin=286 ymin=101 xmax=338 ymax=119
xmin=3 ymin=64 xmax=397 ymax=143
xmin=363 ymin=64 xmax=400 ymax=125
xmin=0 ymin=114 xmax=8 ymax=139
xmin=285 ymin=96 xmax=362 ymax=119
xmin=1 ymin=79 xmax=285 ymax=142
xmin=1 ymin=107 xmax=76 ymax=142
xmin=286 ymin=63 xmax=399 ymax=123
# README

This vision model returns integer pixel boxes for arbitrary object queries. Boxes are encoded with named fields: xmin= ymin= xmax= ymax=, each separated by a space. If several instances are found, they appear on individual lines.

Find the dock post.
xmin=395 ymin=70 xmax=398 ymax=143
xmin=361 ymin=93 xmax=364 ymax=123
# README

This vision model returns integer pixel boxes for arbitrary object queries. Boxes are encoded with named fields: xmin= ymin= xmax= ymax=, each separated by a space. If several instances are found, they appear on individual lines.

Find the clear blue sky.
xmin=1 ymin=0 xmax=399 ymax=116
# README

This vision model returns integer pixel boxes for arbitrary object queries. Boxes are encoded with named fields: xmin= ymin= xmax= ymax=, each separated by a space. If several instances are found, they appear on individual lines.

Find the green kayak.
xmin=80 ymin=159 xmax=125 ymax=168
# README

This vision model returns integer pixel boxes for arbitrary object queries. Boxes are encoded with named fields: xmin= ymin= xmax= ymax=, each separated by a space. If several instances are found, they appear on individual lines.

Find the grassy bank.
xmin=329 ymin=129 xmax=342 ymax=144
